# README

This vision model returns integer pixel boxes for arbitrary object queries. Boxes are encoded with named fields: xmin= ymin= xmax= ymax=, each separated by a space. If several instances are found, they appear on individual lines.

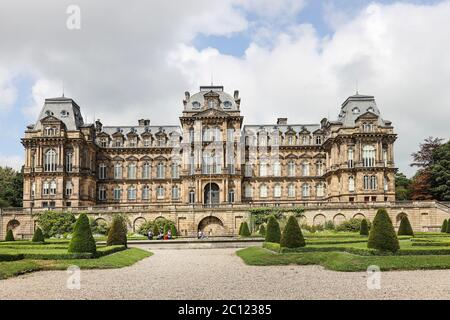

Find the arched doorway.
xmin=204 ymin=183 xmax=220 ymax=206
xmin=7 ymin=219 xmax=20 ymax=231
xmin=198 ymin=216 xmax=225 ymax=236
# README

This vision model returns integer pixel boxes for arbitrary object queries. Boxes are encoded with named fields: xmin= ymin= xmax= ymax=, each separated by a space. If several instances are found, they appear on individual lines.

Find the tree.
xmin=280 ymin=216 xmax=305 ymax=248
xmin=32 ymin=227 xmax=45 ymax=242
xmin=68 ymin=213 xmax=96 ymax=254
xmin=106 ymin=214 xmax=128 ymax=247
xmin=411 ymin=137 xmax=444 ymax=168
xmin=410 ymin=170 xmax=434 ymax=200
xmin=0 ymin=166 xmax=23 ymax=208
xmin=395 ymin=172 xmax=412 ymax=200
xmin=441 ymin=219 xmax=448 ymax=233
xmin=430 ymin=140 xmax=450 ymax=201
xmin=170 ymin=224 xmax=177 ymax=237
xmin=240 ymin=222 xmax=251 ymax=237
xmin=36 ymin=211 xmax=76 ymax=238
xmin=152 ymin=223 xmax=160 ymax=235
xmin=360 ymin=219 xmax=369 ymax=236
xmin=163 ymin=223 xmax=170 ymax=234
xmin=5 ymin=229 xmax=14 ymax=241
xmin=397 ymin=216 xmax=414 ymax=236
xmin=265 ymin=215 xmax=281 ymax=243
xmin=367 ymin=209 xmax=400 ymax=252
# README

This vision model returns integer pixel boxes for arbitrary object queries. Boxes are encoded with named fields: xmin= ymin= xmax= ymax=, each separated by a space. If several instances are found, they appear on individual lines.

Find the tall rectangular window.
xmin=99 ymin=164 xmax=107 ymax=179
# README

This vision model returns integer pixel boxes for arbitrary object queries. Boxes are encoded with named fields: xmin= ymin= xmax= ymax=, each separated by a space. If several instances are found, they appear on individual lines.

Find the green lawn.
xmin=237 ymin=233 xmax=450 ymax=271
xmin=0 ymin=248 xmax=151 ymax=280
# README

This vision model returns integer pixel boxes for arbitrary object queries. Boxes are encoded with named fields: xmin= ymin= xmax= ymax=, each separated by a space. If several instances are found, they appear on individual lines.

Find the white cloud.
xmin=0 ymin=0 xmax=449 ymax=176
xmin=0 ymin=155 xmax=23 ymax=171
xmin=0 ymin=68 xmax=17 ymax=111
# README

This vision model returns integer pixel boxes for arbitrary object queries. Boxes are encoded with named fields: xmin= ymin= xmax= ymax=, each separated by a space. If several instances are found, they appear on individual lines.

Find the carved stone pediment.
xmin=192 ymin=108 xmax=230 ymax=119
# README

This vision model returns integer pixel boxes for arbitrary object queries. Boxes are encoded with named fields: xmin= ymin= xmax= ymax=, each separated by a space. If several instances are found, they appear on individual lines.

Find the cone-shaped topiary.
xmin=238 ymin=222 xmax=244 ymax=235
xmin=367 ymin=209 xmax=399 ymax=252
xmin=170 ymin=224 xmax=177 ymax=237
xmin=240 ymin=221 xmax=251 ymax=237
xmin=5 ymin=229 xmax=14 ymax=241
xmin=441 ymin=219 xmax=448 ymax=233
xmin=265 ymin=215 xmax=281 ymax=243
xmin=164 ymin=223 xmax=171 ymax=234
xmin=68 ymin=213 xmax=96 ymax=254
xmin=32 ymin=227 xmax=45 ymax=242
xmin=446 ymin=220 xmax=450 ymax=234
xmin=360 ymin=219 xmax=369 ymax=236
xmin=106 ymin=215 xmax=127 ymax=247
xmin=397 ymin=216 xmax=414 ymax=236
xmin=280 ymin=215 xmax=305 ymax=248
xmin=153 ymin=223 xmax=160 ymax=235
xmin=259 ymin=224 xmax=266 ymax=236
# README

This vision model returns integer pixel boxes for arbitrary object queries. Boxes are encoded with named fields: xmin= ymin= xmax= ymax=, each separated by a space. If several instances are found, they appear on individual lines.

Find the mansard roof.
xmin=337 ymin=93 xmax=389 ymax=127
xmin=183 ymin=86 xmax=239 ymax=112
xmin=34 ymin=97 xmax=85 ymax=131
xmin=243 ymin=124 xmax=321 ymax=135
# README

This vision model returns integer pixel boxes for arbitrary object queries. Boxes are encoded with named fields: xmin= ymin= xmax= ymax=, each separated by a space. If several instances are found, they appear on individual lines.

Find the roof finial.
xmin=62 ymin=80 xmax=65 ymax=97
xmin=355 ymin=79 xmax=359 ymax=95
xmin=210 ymin=72 xmax=213 ymax=86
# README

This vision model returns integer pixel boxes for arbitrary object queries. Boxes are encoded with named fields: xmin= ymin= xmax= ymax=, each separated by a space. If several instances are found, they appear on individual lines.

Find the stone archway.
xmin=313 ymin=214 xmax=326 ymax=226
xmin=133 ymin=217 xmax=147 ymax=233
xmin=198 ymin=216 xmax=225 ymax=237
xmin=353 ymin=213 xmax=366 ymax=220
xmin=6 ymin=219 xmax=20 ymax=237
xmin=396 ymin=212 xmax=408 ymax=226
xmin=333 ymin=214 xmax=346 ymax=226
xmin=204 ymin=183 xmax=220 ymax=206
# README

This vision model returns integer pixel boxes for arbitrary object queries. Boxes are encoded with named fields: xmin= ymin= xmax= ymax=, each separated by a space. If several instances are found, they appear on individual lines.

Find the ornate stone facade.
xmin=5 ymin=85 xmax=445 ymax=238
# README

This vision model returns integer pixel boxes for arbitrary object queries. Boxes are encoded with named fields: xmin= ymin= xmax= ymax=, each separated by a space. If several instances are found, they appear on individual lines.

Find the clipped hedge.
xmin=0 ymin=253 xmax=24 ymax=262
xmin=398 ymin=216 xmax=414 ymax=236
xmin=68 ymin=213 xmax=97 ymax=254
xmin=240 ymin=222 xmax=251 ymax=237
xmin=265 ymin=215 xmax=281 ymax=244
xmin=263 ymin=242 xmax=281 ymax=253
xmin=367 ymin=209 xmax=399 ymax=253
xmin=259 ymin=224 xmax=266 ymax=236
xmin=441 ymin=219 xmax=448 ymax=233
xmin=360 ymin=219 xmax=369 ymax=236
xmin=280 ymin=215 xmax=305 ymax=248
xmin=32 ymin=227 xmax=45 ymax=243
xmin=5 ymin=230 xmax=14 ymax=241
xmin=107 ymin=215 xmax=128 ymax=247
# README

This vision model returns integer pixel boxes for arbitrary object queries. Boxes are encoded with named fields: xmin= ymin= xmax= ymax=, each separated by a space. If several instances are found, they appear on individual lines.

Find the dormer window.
xmin=207 ymin=99 xmax=217 ymax=109
xmin=352 ymin=107 xmax=360 ymax=115
xmin=114 ymin=139 xmax=122 ymax=147
xmin=192 ymin=102 xmax=201 ymax=109
xmin=44 ymin=126 xmax=57 ymax=136
xmin=363 ymin=123 xmax=374 ymax=132
xmin=223 ymin=101 xmax=232 ymax=109
xmin=60 ymin=110 xmax=69 ymax=117
xmin=45 ymin=110 xmax=54 ymax=116
xmin=128 ymin=138 xmax=137 ymax=147
xmin=100 ymin=138 xmax=107 ymax=147
xmin=367 ymin=107 xmax=374 ymax=113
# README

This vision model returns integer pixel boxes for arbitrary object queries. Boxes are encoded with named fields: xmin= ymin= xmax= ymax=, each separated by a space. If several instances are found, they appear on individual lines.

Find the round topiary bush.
xmin=68 ymin=213 xmax=96 ymax=254
xmin=280 ymin=215 xmax=305 ymax=248
xmin=265 ymin=215 xmax=281 ymax=243
xmin=397 ymin=216 xmax=414 ymax=236
xmin=360 ymin=219 xmax=369 ymax=236
xmin=106 ymin=215 xmax=128 ymax=247
xmin=32 ymin=227 xmax=45 ymax=243
xmin=5 ymin=229 xmax=14 ymax=241
xmin=441 ymin=219 xmax=448 ymax=233
xmin=240 ymin=222 xmax=251 ymax=237
xmin=367 ymin=209 xmax=399 ymax=253
xmin=259 ymin=224 xmax=266 ymax=236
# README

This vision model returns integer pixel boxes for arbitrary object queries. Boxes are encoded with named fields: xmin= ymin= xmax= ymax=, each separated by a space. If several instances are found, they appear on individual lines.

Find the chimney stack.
xmin=277 ymin=118 xmax=287 ymax=125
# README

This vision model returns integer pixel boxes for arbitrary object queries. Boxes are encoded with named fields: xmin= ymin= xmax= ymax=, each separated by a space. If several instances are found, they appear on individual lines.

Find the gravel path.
xmin=1 ymin=248 xmax=450 ymax=299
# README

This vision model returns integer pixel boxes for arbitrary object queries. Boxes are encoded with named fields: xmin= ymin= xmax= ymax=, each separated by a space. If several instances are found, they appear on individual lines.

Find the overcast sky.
xmin=0 ymin=0 xmax=448 ymax=177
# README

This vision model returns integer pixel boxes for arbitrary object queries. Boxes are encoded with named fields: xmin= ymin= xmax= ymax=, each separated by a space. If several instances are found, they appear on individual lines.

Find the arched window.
xmin=348 ymin=148 xmax=354 ymax=168
xmin=302 ymin=135 xmax=309 ymax=145
xmin=288 ymin=184 xmax=296 ymax=198
xmin=370 ymin=176 xmax=377 ymax=190
xmin=157 ymin=186 xmax=165 ymax=199
xmin=352 ymin=107 xmax=360 ymax=115
xmin=189 ymin=190 xmax=195 ymax=204
xmin=260 ymin=185 xmax=268 ymax=198
xmin=192 ymin=101 xmax=201 ymax=109
xmin=363 ymin=175 xmax=370 ymax=190
xmin=157 ymin=162 xmax=165 ymax=179
xmin=287 ymin=135 xmax=294 ymax=145
xmin=128 ymin=185 xmax=136 ymax=200
xmin=316 ymin=161 xmax=323 ymax=175
xmin=273 ymin=161 xmax=281 ymax=177
xmin=44 ymin=149 xmax=57 ymax=172
xmin=65 ymin=181 xmax=73 ymax=196
xmin=142 ymin=162 xmax=151 ymax=179
xmin=113 ymin=186 xmax=121 ymax=200
xmin=274 ymin=184 xmax=282 ymax=198
xmin=228 ymin=189 xmax=235 ymax=203
xmin=315 ymin=135 xmax=322 ymax=145
xmin=171 ymin=162 xmax=179 ymax=179
xmin=316 ymin=183 xmax=325 ymax=197
xmin=362 ymin=145 xmax=376 ymax=167
xmin=114 ymin=163 xmax=122 ymax=179
xmin=43 ymin=181 xmax=50 ymax=195
xmin=65 ymin=151 xmax=73 ymax=172
xmin=50 ymin=180 xmax=57 ymax=195
xmin=302 ymin=162 xmax=310 ymax=176
xmin=98 ymin=186 xmax=106 ymax=200
xmin=128 ymin=163 xmax=136 ymax=179
xmin=302 ymin=184 xmax=310 ymax=197
xmin=259 ymin=162 xmax=267 ymax=177
xmin=142 ymin=185 xmax=150 ymax=200
xmin=172 ymin=185 xmax=179 ymax=199
xmin=349 ymin=176 xmax=355 ymax=192
xmin=288 ymin=161 xmax=296 ymax=177
xmin=244 ymin=184 xmax=253 ymax=198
